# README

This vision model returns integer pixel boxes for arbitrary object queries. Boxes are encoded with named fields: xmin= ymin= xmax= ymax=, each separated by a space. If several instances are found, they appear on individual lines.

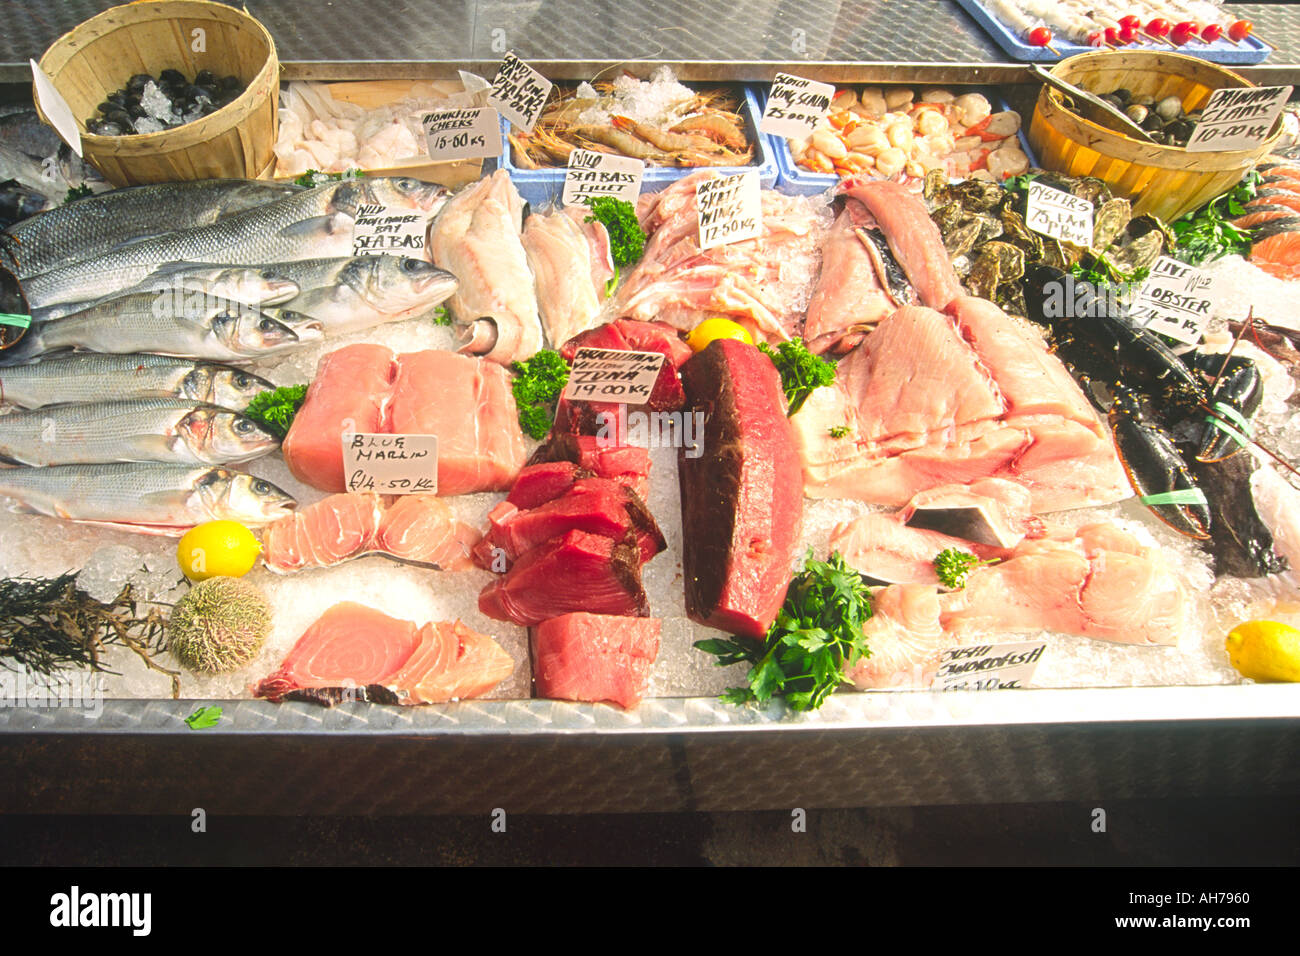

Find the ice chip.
xmin=76 ymin=544 xmax=144 ymax=604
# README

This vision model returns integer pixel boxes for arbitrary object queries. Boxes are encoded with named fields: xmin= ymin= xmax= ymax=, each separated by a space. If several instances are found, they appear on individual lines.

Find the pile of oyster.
xmin=923 ymin=168 xmax=1175 ymax=315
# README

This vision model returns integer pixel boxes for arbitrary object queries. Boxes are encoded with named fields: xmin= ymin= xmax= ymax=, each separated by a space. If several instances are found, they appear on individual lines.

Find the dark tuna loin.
xmin=678 ymin=338 xmax=803 ymax=639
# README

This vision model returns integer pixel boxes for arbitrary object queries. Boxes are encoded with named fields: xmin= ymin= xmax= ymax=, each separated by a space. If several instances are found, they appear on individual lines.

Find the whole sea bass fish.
xmin=21 ymin=177 xmax=450 ymax=309
xmin=0 ymin=353 xmax=274 ymax=410
xmin=0 ymin=463 xmax=296 ymax=533
xmin=0 ymin=398 xmax=278 ymax=467
xmin=3 ymin=179 xmax=302 ymax=279
xmin=1 ymin=296 xmax=322 ymax=365
xmin=258 ymin=256 xmax=459 ymax=334
xmin=32 ymin=262 xmax=302 ymax=322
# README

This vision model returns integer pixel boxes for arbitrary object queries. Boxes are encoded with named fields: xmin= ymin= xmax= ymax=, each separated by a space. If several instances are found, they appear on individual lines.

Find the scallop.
xmin=923 ymin=131 xmax=957 ymax=157
xmin=953 ymin=134 xmax=982 ymax=151
xmin=916 ymin=109 xmax=948 ymax=137
xmin=875 ymin=147 xmax=907 ymax=178
xmin=857 ymin=88 xmax=887 ymax=119
xmin=984 ymin=111 xmax=1022 ymax=137
xmin=920 ymin=88 xmax=955 ymax=104
xmin=886 ymin=122 xmax=914 ymax=152
xmin=953 ymin=92 xmax=992 ymax=128
xmin=986 ymin=145 xmax=1029 ymax=179
xmin=811 ymin=128 xmax=848 ymax=160
xmin=846 ymin=124 xmax=889 ymax=152
xmin=883 ymin=87 xmax=914 ymax=110
xmin=832 ymin=89 xmax=857 ymax=111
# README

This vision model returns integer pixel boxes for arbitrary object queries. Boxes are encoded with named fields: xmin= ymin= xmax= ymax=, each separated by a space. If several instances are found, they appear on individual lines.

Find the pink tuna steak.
xmin=678 ymin=338 xmax=803 ymax=639
xmin=532 ymin=613 xmax=661 ymax=710
xmin=385 ymin=619 xmax=515 ymax=703
xmin=478 ymin=529 xmax=650 ymax=627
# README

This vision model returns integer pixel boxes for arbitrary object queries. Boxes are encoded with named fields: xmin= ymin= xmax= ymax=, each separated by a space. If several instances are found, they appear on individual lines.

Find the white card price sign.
xmin=760 ymin=72 xmax=835 ymax=138
xmin=562 ymin=348 xmax=665 ymax=405
xmin=351 ymin=203 xmax=428 ymax=257
xmin=488 ymin=51 xmax=553 ymax=133
xmin=1026 ymin=181 xmax=1094 ymax=248
xmin=422 ymin=106 xmax=502 ymax=161
xmin=562 ymin=148 xmax=644 ymax=206
xmin=1186 ymin=85 xmax=1292 ymax=153
xmin=30 ymin=60 xmax=82 ymax=158
xmin=931 ymin=641 xmax=1046 ymax=692
xmin=1128 ymin=255 xmax=1216 ymax=345
xmin=342 ymin=433 xmax=438 ymax=494
xmin=696 ymin=171 xmax=762 ymax=250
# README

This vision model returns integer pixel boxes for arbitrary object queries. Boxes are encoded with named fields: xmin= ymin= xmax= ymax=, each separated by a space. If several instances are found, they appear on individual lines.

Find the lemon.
xmin=1225 ymin=620 xmax=1300 ymax=682
xmin=686 ymin=317 xmax=753 ymax=352
xmin=177 ymin=521 xmax=262 ymax=581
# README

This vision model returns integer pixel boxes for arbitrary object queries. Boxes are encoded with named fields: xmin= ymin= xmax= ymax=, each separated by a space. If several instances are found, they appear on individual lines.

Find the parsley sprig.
xmin=933 ymin=547 xmax=999 ymax=590
xmin=1171 ymin=170 xmax=1260 ymax=266
xmin=695 ymin=551 xmax=873 ymax=711
xmin=758 ymin=339 xmax=836 ymax=416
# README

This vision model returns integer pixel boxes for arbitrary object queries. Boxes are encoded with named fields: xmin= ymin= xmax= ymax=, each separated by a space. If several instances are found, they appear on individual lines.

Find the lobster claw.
xmin=1187 ymin=354 xmax=1263 ymax=463
xmin=1109 ymin=387 xmax=1212 ymax=539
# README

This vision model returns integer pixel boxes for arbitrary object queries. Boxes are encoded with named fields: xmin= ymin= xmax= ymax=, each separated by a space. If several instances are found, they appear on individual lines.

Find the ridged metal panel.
xmin=3 ymin=1 xmax=1296 ymax=84
xmin=3 ymin=687 xmax=1298 ymax=812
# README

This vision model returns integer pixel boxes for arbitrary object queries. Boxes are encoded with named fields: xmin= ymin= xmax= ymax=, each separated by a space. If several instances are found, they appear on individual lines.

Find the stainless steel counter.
xmin=4 ymin=1 xmax=1298 ymax=85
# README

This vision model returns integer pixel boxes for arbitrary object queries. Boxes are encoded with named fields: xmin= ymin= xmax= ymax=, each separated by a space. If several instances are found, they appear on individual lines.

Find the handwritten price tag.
xmin=931 ymin=641 xmax=1046 ymax=692
xmin=342 ymin=433 xmax=438 ymax=494
xmin=1186 ymin=85 xmax=1292 ymax=153
xmin=1128 ymin=255 xmax=1216 ymax=345
xmin=488 ymin=51 xmax=553 ymax=133
xmin=351 ymin=203 xmax=427 ymax=257
xmin=1026 ymin=182 xmax=1093 ymax=248
xmin=562 ymin=348 xmax=665 ymax=405
xmin=696 ymin=171 xmax=762 ymax=251
xmin=563 ymin=148 xmax=644 ymax=206
xmin=760 ymin=72 xmax=835 ymax=138
xmin=422 ymin=106 xmax=501 ymax=161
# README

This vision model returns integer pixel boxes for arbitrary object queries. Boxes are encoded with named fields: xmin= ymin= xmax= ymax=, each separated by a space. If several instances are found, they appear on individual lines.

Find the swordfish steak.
xmin=253 ymin=602 xmax=513 ymax=703
xmin=679 ymin=338 xmax=803 ymax=638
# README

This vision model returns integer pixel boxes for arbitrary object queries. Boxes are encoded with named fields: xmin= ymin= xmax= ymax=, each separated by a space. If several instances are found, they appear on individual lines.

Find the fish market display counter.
xmin=2 ymin=1 xmax=1298 ymax=86
xmin=2 ymin=0 xmax=1300 ymax=817
xmin=3 ymin=686 xmax=1299 ymax=814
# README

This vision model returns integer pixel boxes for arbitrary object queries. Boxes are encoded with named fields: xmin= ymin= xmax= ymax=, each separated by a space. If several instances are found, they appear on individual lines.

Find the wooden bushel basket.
xmin=35 ymin=0 xmax=279 ymax=186
xmin=1028 ymin=51 xmax=1282 ymax=223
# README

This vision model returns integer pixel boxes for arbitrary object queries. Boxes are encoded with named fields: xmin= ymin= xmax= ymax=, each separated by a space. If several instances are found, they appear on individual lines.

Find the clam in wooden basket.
xmin=35 ymin=0 xmax=279 ymax=186
xmin=1028 ymin=50 xmax=1282 ymax=223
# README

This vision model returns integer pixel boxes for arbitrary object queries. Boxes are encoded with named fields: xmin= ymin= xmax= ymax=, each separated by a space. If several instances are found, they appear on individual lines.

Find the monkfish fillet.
xmin=429 ymin=169 xmax=543 ymax=365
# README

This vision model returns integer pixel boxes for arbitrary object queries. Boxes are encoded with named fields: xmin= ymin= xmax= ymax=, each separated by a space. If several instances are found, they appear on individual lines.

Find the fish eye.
xmin=398 ymin=178 xmax=417 ymax=191
xmin=234 ymin=372 xmax=252 ymax=387
xmin=259 ymin=318 xmax=278 ymax=332
xmin=260 ymin=270 xmax=276 ymax=280
xmin=234 ymin=419 xmax=256 ymax=434
xmin=253 ymin=480 xmax=271 ymax=495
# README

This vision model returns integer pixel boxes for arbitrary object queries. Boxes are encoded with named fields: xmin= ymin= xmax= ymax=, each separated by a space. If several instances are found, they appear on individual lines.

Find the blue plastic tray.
xmin=497 ymin=84 xmax=776 ymax=207
xmin=771 ymin=87 xmax=1039 ymax=196
xmin=955 ymin=0 xmax=1270 ymax=64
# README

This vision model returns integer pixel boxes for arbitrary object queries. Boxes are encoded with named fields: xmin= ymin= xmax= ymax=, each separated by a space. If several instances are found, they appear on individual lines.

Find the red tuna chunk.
xmin=532 ymin=612 xmax=661 ymax=709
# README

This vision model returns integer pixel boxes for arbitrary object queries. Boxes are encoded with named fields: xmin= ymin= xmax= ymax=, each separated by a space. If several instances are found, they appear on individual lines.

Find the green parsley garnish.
xmin=510 ymin=350 xmax=570 ymax=441
xmin=184 ymin=706 xmax=223 ymax=730
xmin=431 ymin=305 xmax=451 ymax=326
xmin=695 ymin=551 xmax=873 ymax=712
xmin=582 ymin=196 xmax=647 ymax=268
xmin=758 ymin=339 xmax=836 ymax=416
xmin=933 ymin=547 xmax=999 ymax=589
xmin=243 ymin=384 xmax=309 ymax=440
xmin=1171 ymin=170 xmax=1259 ymax=266
xmin=828 ymin=425 xmax=850 ymax=438
xmin=64 ymin=183 xmax=94 ymax=203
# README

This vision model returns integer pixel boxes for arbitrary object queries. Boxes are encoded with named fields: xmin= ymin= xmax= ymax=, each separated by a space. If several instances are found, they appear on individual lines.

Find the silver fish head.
xmin=211 ymin=309 xmax=304 ymax=355
xmin=146 ymin=266 xmax=301 ymax=310
xmin=355 ymin=256 xmax=459 ymax=313
xmin=178 ymin=407 xmax=279 ymax=464
xmin=356 ymin=177 xmax=451 ymax=217
xmin=196 ymin=469 xmax=296 ymax=525
xmin=188 ymin=364 xmax=276 ymax=410
xmin=265 ymin=308 xmax=325 ymax=346
xmin=203 ymin=267 xmax=301 ymax=308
